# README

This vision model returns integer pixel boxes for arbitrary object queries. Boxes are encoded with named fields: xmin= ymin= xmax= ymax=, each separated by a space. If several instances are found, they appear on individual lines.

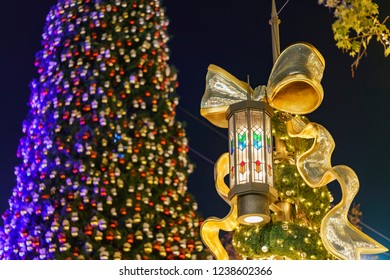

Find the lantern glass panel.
xmin=250 ymin=110 xmax=265 ymax=183
xmin=265 ymin=114 xmax=274 ymax=186
xmin=235 ymin=111 xmax=249 ymax=184
xmin=229 ymin=116 xmax=235 ymax=188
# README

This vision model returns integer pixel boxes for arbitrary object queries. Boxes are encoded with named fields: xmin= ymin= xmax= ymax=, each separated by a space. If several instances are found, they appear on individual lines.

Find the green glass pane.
xmin=253 ymin=132 xmax=262 ymax=142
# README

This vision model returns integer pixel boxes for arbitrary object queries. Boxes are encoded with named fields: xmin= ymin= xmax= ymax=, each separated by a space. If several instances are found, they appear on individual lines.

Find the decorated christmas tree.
xmin=0 ymin=0 xmax=205 ymax=260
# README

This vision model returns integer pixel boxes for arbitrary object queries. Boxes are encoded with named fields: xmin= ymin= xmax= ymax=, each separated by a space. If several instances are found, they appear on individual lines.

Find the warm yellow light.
xmin=243 ymin=216 xmax=264 ymax=224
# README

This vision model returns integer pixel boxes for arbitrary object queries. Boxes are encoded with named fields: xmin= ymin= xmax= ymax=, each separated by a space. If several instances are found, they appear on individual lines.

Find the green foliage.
xmin=272 ymin=113 xmax=313 ymax=156
xmin=274 ymin=159 xmax=331 ymax=226
xmin=233 ymin=221 xmax=334 ymax=260
xmin=319 ymin=0 xmax=390 ymax=74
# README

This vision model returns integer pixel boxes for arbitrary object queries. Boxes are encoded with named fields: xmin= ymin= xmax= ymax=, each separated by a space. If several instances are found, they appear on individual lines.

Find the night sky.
xmin=1 ymin=0 xmax=389 ymax=259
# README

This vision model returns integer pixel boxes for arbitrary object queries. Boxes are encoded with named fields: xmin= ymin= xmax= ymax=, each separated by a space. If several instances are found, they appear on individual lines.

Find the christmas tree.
xmin=0 ymin=0 xmax=205 ymax=260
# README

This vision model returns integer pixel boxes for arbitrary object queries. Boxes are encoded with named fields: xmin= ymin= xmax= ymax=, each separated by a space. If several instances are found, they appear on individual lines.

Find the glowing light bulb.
xmin=243 ymin=216 xmax=263 ymax=224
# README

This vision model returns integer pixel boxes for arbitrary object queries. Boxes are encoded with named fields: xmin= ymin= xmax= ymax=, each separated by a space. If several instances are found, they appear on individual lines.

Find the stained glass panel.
xmin=229 ymin=117 xmax=235 ymax=188
xmin=236 ymin=112 xmax=249 ymax=184
xmin=251 ymin=111 xmax=265 ymax=183
xmin=265 ymin=114 xmax=273 ymax=187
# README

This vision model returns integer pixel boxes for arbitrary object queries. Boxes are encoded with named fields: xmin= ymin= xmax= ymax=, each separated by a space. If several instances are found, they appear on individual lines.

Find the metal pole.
xmin=270 ymin=0 xmax=281 ymax=64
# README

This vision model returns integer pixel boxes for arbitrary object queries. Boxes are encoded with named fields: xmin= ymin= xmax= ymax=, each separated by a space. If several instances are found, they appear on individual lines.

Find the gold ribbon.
xmin=200 ymin=64 xmax=259 ymax=128
xmin=201 ymin=43 xmax=325 ymax=128
xmin=201 ymin=153 xmax=238 ymax=260
xmin=287 ymin=117 xmax=388 ymax=259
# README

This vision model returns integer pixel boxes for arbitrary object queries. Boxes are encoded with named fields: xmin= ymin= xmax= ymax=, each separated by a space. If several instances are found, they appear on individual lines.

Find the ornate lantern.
xmin=226 ymin=98 xmax=277 ymax=225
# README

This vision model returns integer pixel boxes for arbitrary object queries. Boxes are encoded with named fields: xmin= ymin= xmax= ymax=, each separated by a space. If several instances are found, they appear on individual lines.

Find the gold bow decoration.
xmin=200 ymin=42 xmax=325 ymax=129
xmin=200 ymin=153 xmax=238 ymax=260
xmin=200 ymin=42 xmax=388 ymax=260
xmin=200 ymin=64 xmax=258 ymax=128
xmin=287 ymin=118 xmax=388 ymax=259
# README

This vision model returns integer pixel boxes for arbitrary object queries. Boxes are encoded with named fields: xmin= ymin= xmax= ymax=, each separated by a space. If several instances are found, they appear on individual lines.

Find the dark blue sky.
xmin=1 ymin=0 xmax=389 ymax=259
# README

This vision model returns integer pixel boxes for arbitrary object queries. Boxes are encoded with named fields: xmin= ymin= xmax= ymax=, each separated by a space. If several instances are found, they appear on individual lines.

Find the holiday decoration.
xmin=200 ymin=41 xmax=388 ymax=260
xmin=0 ymin=0 xmax=206 ymax=260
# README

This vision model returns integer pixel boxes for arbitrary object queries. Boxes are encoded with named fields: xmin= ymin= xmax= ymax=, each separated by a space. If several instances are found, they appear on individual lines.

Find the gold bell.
xmin=267 ymin=42 xmax=325 ymax=114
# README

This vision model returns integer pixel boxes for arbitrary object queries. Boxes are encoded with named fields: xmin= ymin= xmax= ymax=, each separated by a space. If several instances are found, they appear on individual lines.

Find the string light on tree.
xmin=0 ymin=0 xmax=207 ymax=260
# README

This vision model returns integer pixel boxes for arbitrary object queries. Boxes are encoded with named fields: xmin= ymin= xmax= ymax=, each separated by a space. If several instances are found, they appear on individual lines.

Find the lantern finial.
xmin=246 ymin=75 xmax=251 ymax=100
